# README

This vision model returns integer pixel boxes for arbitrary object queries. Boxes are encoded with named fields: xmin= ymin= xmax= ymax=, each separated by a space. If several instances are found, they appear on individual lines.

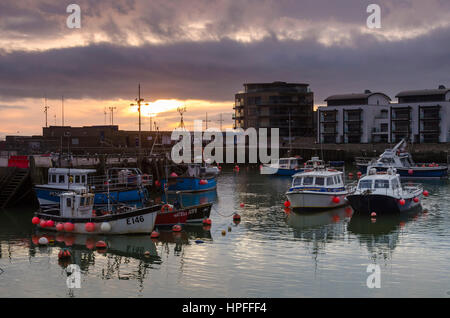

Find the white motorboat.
xmin=286 ymin=168 xmax=352 ymax=211
xmin=346 ymin=166 xmax=424 ymax=214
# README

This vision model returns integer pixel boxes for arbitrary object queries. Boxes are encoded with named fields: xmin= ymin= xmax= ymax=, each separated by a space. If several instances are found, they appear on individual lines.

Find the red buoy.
xmin=234 ymin=165 xmax=240 ymax=172
xmin=413 ymin=197 xmax=419 ymax=203
xmin=371 ymin=212 xmax=377 ymax=217
xmin=40 ymin=220 xmax=47 ymax=228
xmin=170 ymin=172 xmax=178 ymax=177
xmin=32 ymin=217 xmax=40 ymax=225
xmin=155 ymin=180 xmax=161 ymax=187
xmin=46 ymin=220 xmax=55 ymax=228
xmin=399 ymin=199 xmax=406 ymax=206
xmin=348 ymin=172 xmax=353 ymax=179
xmin=240 ymin=203 xmax=245 ymax=207
xmin=423 ymin=190 xmax=429 ymax=197
xmin=199 ymin=179 xmax=208 ymax=185
xmin=64 ymin=222 xmax=75 ymax=232
xmin=408 ymin=169 xmax=413 ymax=175
xmin=233 ymin=213 xmax=241 ymax=221
xmin=151 ymin=231 xmax=160 ymax=238
xmin=172 ymin=224 xmax=182 ymax=232
xmin=85 ymin=222 xmax=95 ymax=232
xmin=202 ymin=218 xmax=212 ymax=225
xmin=332 ymin=215 xmax=340 ymax=223
xmin=332 ymin=196 xmax=340 ymax=204
xmin=357 ymin=171 xmax=362 ymax=178
xmin=56 ymin=223 xmax=64 ymax=231
xmin=284 ymin=200 xmax=291 ymax=208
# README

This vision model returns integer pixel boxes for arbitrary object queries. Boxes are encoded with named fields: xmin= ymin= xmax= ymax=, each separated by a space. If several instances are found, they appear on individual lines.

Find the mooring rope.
xmin=210 ymin=205 xmax=237 ymax=218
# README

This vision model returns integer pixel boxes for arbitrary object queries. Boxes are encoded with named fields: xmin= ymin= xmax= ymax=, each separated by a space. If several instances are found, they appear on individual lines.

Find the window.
xmin=315 ymin=177 xmax=325 ymax=186
xmin=66 ymin=198 xmax=71 ymax=207
xmin=80 ymin=197 xmax=85 ymax=206
xmin=375 ymin=180 xmax=389 ymax=188
xmin=75 ymin=175 xmax=80 ymax=183
xmin=82 ymin=175 xmax=86 ymax=183
xmin=391 ymin=178 xmax=399 ymax=189
xmin=293 ymin=177 xmax=302 ymax=187
xmin=327 ymin=177 xmax=335 ymax=186
xmin=303 ymin=177 xmax=314 ymax=185
xmin=59 ymin=175 xmax=65 ymax=183
xmin=358 ymin=180 xmax=373 ymax=189
xmin=51 ymin=175 xmax=56 ymax=183
xmin=334 ymin=175 xmax=340 ymax=184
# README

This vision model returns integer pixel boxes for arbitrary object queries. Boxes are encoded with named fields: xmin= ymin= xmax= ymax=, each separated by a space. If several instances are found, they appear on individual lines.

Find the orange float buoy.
xmin=85 ymin=222 xmax=95 ymax=232
xmin=151 ymin=230 xmax=160 ymax=238
xmin=64 ymin=222 xmax=75 ymax=232
xmin=32 ymin=217 xmax=40 ymax=225
xmin=284 ymin=200 xmax=291 ymax=208
xmin=348 ymin=172 xmax=353 ymax=179
xmin=172 ymin=224 xmax=182 ymax=232
xmin=199 ymin=179 xmax=208 ymax=185
xmin=170 ymin=172 xmax=178 ymax=177
xmin=233 ymin=213 xmax=241 ymax=221
xmin=357 ymin=171 xmax=362 ymax=178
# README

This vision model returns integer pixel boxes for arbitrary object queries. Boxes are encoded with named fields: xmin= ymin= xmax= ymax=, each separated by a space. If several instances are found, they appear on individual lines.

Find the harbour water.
xmin=0 ymin=167 xmax=449 ymax=297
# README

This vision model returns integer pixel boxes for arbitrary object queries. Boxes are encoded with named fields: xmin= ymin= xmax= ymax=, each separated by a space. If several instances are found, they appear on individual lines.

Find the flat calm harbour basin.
xmin=0 ymin=167 xmax=449 ymax=298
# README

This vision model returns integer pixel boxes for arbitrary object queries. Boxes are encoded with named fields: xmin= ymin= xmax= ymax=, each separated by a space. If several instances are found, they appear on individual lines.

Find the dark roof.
xmin=395 ymin=88 xmax=450 ymax=98
xmin=324 ymin=92 xmax=391 ymax=102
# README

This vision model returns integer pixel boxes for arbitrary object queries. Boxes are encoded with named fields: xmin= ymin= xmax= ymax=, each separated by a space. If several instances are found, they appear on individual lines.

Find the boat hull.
xmin=286 ymin=191 xmax=348 ymax=211
xmin=161 ymin=176 xmax=217 ymax=193
xmin=34 ymin=186 xmax=148 ymax=206
xmin=35 ymin=205 xmax=160 ymax=234
xmin=261 ymin=165 xmax=303 ymax=176
xmin=346 ymin=194 xmax=421 ymax=214
xmin=155 ymin=203 xmax=212 ymax=226
xmin=357 ymin=164 xmax=448 ymax=178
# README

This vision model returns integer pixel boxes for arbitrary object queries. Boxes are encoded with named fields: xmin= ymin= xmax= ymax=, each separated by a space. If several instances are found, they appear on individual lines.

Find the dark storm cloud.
xmin=0 ymin=24 xmax=449 ymax=103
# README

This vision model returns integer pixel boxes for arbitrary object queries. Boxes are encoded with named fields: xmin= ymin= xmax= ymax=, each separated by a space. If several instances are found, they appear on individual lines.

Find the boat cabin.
xmin=277 ymin=157 xmax=302 ymax=169
xmin=357 ymin=168 xmax=401 ymax=192
xmin=59 ymin=191 xmax=95 ymax=218
xmin=291 ymin=170 xmax=344 ymax=188
xmin=47 ymin=168 xmax=96 ymax=187
xmin=304 ymin=157 xmax=326 ymax=169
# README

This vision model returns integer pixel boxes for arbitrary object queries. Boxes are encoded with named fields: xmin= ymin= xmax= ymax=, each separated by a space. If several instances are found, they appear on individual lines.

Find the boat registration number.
xmin=126 ymin=216 xmax=145 ymax=225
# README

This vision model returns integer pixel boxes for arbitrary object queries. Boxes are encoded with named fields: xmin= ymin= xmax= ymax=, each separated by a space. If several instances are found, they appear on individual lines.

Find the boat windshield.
xmin=374 ymin=180 xmax=390 ymax=189
xmin=293 ymin=177 xmax=302 ymax=187
xmin=327 ymin=177 xmax=335 ymax=186
xmin=315 ymin=177 xmax=325 ymax=186
xmin=358 ymin=180 xmax=373 ymax=189
xmin=380 ymin=158 xmax=395 ymax=164
xmin=303 ymin=176 xmax=314 ymax=185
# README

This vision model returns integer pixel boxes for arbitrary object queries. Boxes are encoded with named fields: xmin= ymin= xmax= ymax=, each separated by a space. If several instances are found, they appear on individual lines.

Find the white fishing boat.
xmin=286 ymin=168 xmax=352 ymax=211
xmin=33 ymin=190 xmax=160 ymax=235
xmin=346 ymin=166 xmax=424 ymax=214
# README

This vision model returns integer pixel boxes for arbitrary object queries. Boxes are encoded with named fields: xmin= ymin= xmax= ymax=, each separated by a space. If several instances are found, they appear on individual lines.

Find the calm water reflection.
xmin=0 ymin=167 xmax=449 ymax=297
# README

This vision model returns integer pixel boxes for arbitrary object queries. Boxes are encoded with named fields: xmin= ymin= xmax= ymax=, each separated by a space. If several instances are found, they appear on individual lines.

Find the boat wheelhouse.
xmin=285 ymin=168 xmax=351 ymax=211
xmin=347 ymin=167 xmax=424 ymax=214
xmin=260 ymin=157 xmax=303 ymax=176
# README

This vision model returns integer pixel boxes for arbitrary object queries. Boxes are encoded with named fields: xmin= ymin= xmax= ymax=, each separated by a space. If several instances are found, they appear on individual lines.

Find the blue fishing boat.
xmin=34 ymin=168 xmax=151 ymax=207
xmin=356 ymin=139 xmax=448 ymax=179
xmin=161 ymin=163 xmax=219 ymax=193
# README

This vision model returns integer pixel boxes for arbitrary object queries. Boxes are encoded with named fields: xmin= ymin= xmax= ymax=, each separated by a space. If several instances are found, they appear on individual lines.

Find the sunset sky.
xmin=0 ymin=0 xmax=449 ymax=139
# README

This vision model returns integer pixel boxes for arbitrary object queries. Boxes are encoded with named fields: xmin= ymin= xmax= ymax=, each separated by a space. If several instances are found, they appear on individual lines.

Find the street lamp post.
xmin=130 ymin=83 xmax=149 ymax=156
